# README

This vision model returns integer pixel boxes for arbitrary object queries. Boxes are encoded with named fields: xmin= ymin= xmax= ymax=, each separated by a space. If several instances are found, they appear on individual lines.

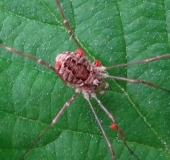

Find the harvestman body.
xmin=55 ymin=50 xmax=106 ymax=92
xmin=1 ymin=0 xmax=170 ymax=159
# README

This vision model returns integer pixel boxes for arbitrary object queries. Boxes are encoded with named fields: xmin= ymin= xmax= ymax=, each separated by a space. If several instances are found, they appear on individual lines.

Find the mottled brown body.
xmin=55 ymin=51 xmax=105 ymax=92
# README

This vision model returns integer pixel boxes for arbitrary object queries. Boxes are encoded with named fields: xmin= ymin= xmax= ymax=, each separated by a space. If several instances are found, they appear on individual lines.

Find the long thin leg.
xmin=20 ymin=91 xmax=78 ymax=160
xmin=55 ymin=0 xmax=83 ymax=50
xmin=0 ymin=44 xmax=65 ymax=80
xmin=106 ymin=54 xmax=170 ymax=69
xmin=91 ymin=94 xmax=123 ymax=138
xmin=0 ymin=44 xmax=55 ymax=72
xmin=83 ymin=92 xmax=115 ymax=160
xmin=91 ymin=94 xmax=139 ymax=160
xmin=104 ymin=74 xmax=170 ymax=92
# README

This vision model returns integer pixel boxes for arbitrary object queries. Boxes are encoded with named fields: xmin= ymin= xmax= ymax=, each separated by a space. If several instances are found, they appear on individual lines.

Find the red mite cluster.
xmin=55 ymin=49 xmax=101 ymax=69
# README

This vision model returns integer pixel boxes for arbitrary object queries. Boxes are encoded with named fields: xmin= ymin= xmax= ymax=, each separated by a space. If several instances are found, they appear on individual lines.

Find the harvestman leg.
xmin=55 ymin=0 xmax=83 ymax=50
xmin=83 ymin=92 xmax=115 ymax=160
xmin=91 ymin=94 xmax=139 ymax=160
xmin=104 ymin=75 xmax=170 ymax=92
xmin=20 ymin=91 xmax=78 ymax=159
xmin=106 ymin=54 xmax=170 ymax=69
xmin=91 ymin=94 xmax=124 ymax=138
xmin=0 ymin=44 xmax=56 ymax=75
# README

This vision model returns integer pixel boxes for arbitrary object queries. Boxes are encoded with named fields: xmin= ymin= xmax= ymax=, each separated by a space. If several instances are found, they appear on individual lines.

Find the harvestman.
xmin=0 ymin=0 xmax=170 ymax=159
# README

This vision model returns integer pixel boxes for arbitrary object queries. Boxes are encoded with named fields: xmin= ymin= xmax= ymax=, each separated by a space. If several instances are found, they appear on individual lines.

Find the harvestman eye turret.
xmin=0 ymin=0 xmax=170 ymax=160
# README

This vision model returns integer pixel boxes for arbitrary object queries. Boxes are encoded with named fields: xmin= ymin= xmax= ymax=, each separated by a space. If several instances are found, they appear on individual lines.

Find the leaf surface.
xmin=0 ymin=0 xmax=170 ymax=160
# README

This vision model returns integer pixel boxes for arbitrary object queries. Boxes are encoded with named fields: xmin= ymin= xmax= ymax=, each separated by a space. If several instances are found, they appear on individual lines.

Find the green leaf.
xmin=0 ymin=0 xmax=170 ymax=160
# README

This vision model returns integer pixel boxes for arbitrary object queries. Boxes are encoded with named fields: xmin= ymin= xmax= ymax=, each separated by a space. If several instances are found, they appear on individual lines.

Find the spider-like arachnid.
xmin=0 ymin=0 xmax=170 ymax=160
